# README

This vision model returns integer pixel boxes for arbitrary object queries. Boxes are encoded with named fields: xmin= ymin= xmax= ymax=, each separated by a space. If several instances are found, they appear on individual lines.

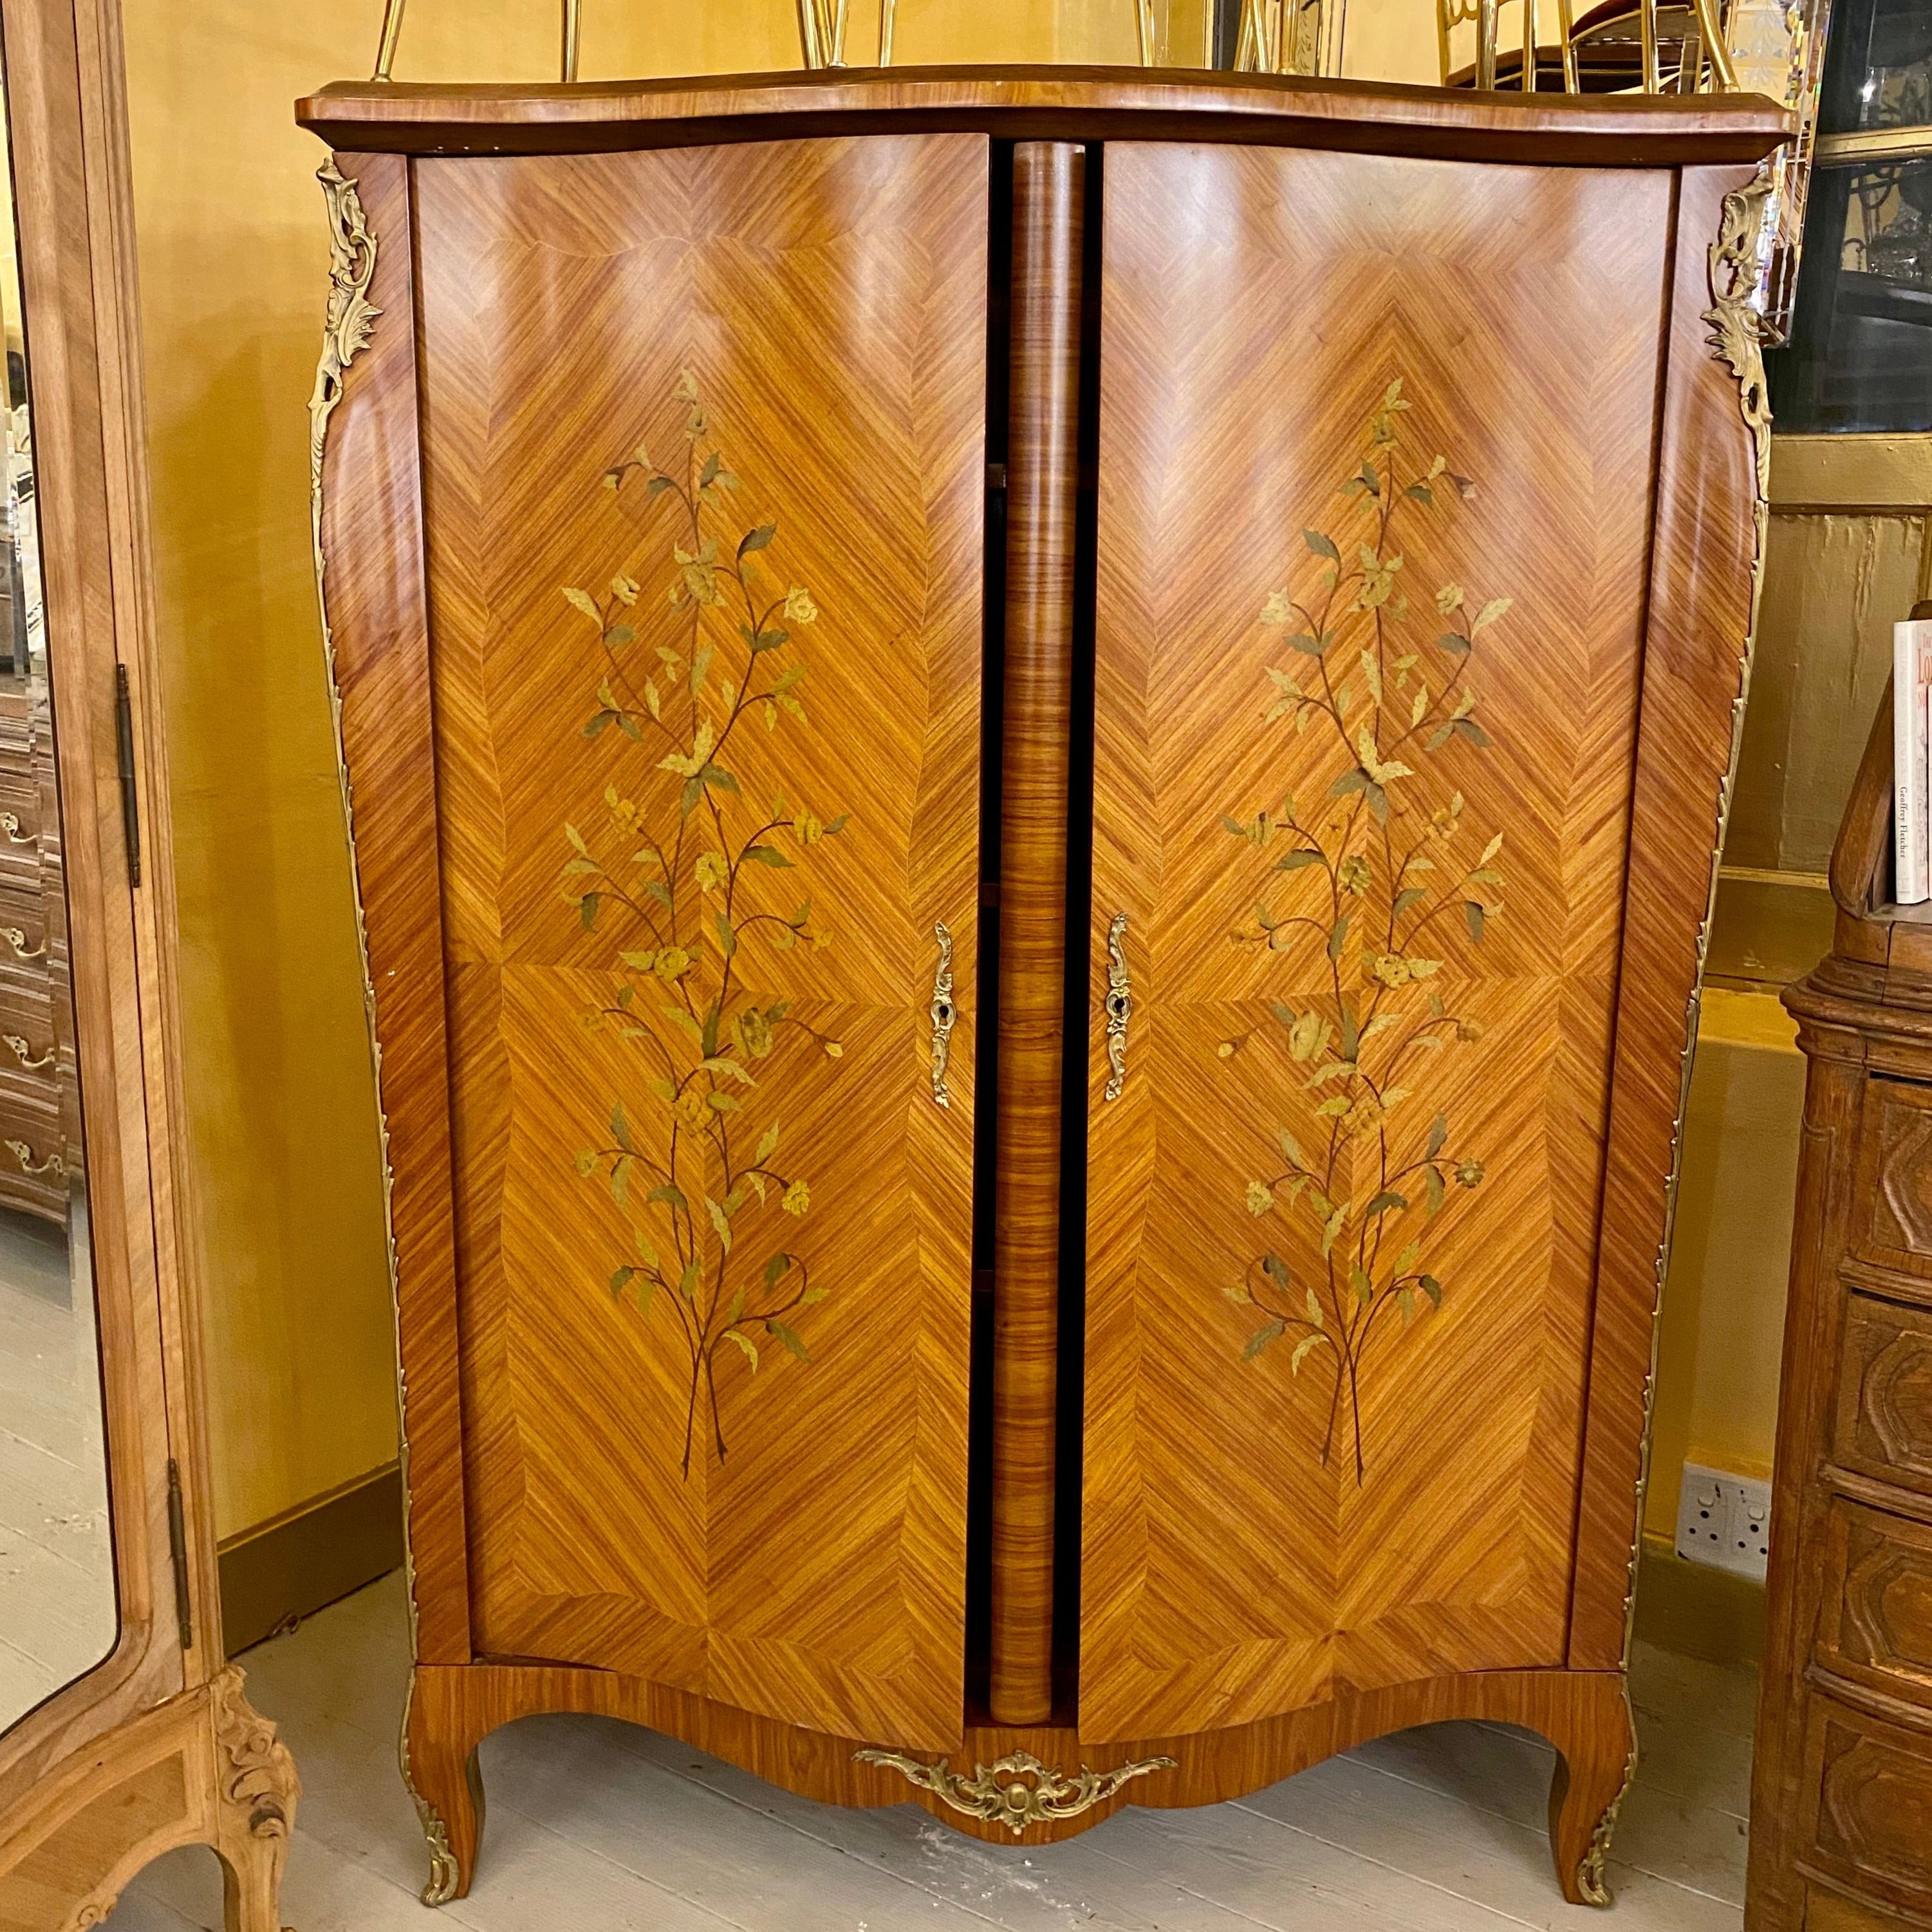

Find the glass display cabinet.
xmin=1769 ymin=0 xmax=1932 ymax=429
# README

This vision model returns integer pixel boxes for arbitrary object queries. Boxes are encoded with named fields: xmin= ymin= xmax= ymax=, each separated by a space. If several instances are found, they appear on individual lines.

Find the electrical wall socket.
xmin=1673 ymin=1462 xmax=1772 ymax=1582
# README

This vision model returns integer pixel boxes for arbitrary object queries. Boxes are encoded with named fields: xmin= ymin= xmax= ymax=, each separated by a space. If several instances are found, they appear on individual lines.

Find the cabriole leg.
xmin=405 ymin=1668 xmax=488 ymax=1905
xmin=1545 ymin=1675 xmax=1637 ymax=1906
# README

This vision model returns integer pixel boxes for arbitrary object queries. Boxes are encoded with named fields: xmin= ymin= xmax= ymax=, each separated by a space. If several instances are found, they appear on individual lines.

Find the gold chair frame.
xmin=1433 ymin=0 xmax=1738 ymax=93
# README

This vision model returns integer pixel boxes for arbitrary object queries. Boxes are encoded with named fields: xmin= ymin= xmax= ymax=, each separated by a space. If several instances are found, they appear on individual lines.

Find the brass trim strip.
xmin=1816 ymin=127 xmax=1932 ymax=165
xmin=307 ymin=159 xmax=460 ymax=1907
xmin=855 ymin=1747 xmax=1176 ymax=1834
xmin=1582 ymin=171 xmax=1777 ymax=1910
xmin=930 ymin=920 xmax=957 ymax=1108
xmin=1102 ymin=911 xmax=1131 ymax=1102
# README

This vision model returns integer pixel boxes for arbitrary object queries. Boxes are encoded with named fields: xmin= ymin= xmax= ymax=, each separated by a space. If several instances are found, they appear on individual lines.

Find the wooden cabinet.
xmin=1748 ymin=672 xmax=1932 ymax=1931
xmin=300 ymin=70 xmax=1788 ymax=1908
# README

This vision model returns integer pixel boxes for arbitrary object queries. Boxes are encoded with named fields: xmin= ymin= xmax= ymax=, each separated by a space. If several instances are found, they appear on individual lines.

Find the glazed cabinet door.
xmin=1080 ymin=142 xmax=1673 ymax=1742
xmin=411 ymin=136 xmax=987 ymax=1749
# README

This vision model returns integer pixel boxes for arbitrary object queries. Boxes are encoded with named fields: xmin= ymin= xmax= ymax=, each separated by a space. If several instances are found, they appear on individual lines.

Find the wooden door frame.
xmin=0 ymin=0 xmax=297 ymax=1923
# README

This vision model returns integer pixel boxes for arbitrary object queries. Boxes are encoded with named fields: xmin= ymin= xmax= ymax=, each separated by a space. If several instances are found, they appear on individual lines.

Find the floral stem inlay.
xmin=561 ymin=374 xmax=848 ymax=1477
xmin=1222 ymin=381 xmax=1508 ymax=1487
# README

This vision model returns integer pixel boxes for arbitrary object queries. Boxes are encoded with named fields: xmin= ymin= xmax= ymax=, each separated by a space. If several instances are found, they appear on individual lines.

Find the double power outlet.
xmin=1673 ymin=1462 xmax=1773 ymax=1582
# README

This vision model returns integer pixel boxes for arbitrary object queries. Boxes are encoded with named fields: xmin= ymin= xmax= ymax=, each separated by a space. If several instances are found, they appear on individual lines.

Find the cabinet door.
xmin=1081 ymin=142 xmax=1671 ymax=1742
xmin=413 ymin=136 xmax=987 ymax=1749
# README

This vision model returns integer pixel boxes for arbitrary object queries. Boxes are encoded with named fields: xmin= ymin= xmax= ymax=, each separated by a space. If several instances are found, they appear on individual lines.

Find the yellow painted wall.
xmin=1646 ymin=990 xmax=1806 ymax=1540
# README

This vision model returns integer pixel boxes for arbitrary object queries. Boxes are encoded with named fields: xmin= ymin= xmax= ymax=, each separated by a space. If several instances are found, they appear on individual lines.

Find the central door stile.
xmin=989 ymin=141 xmax=1085 ymax=1727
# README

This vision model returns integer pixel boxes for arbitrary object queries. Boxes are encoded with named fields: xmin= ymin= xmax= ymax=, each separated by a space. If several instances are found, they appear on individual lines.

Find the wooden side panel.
xmin=1747 ymin=1040 xmax=1861 ymax=1932
xmin=413 ymin=136 xmax=988 ymax=1750
xmin=990 ymin=141 xmax=1082 ymax=1727
xmin=316 ymin=152 xmax=473 ymax=1665
xmin=1568 ymin=162 xmax=1765 ymax=1667
xmin=1082 ymin=143 xmax=1671 ymax=1742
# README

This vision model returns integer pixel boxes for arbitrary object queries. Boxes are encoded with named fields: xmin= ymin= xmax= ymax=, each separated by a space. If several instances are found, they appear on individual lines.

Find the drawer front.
xmin=1801 ymin=1696 xmax=1932 ymax=1916
xmin=1818 ymin=1499 xmax=1932 ymax=1706
xmin=1852 ymin=1079 xmax=1932 ymax=1288
xmin=1835 ymin=1294 xmax=1932 ymax=1501
xmin=1804 ymin=1884 xmax=1931 ymax=1931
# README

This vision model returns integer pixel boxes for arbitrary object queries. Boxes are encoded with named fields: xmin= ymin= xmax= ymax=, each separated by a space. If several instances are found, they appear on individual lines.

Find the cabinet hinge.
xmin=115 ymin=664 xmax=141 ymax=886
xmin=166 ymin=1457 xmax=193 ymax=1650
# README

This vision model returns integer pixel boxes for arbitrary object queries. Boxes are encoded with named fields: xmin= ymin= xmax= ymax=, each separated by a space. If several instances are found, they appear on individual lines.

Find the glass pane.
xmin=0 ymin=37 xmax=116 ymax=1734
xmin=1767 ymin=156 xmax=1932 ymax=429
xmin=1817 ymin=0 xmax=1932 ymax=135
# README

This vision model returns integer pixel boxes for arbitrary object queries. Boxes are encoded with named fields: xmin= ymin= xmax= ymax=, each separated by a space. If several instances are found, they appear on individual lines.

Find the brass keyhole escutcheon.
xmin=1103 ymin=912 xmax=1132 ymax=1101
xmin=929 ymin=922 xmax=958 ymax=1108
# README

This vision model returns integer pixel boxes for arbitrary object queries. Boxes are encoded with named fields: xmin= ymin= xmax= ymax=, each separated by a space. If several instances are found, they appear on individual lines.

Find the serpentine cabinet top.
xmin=298 ymin=66 xmax=1791 ymax=165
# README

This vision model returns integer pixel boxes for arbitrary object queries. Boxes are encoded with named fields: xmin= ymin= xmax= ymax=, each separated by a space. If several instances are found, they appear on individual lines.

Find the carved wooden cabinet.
xmin=0 ymin=682 xmax=79 ymax=1224
xmin=300 ymin=70 xmax=1788 ymax=1907
xmin=1749 ymin=668 xmax=1932 ymax=1932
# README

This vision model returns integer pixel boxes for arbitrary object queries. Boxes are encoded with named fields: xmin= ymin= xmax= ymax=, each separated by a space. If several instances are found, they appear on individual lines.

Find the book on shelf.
xmin=1897 ymin=617 xmax=1932 ymax=906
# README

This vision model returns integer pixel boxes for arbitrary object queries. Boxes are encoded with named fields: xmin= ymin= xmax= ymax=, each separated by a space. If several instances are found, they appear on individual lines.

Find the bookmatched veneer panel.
xmin=411 ymin=134 xmax=989 ymax=1751
xmin=1082 ymin=141 xmax=1671 ymax=1744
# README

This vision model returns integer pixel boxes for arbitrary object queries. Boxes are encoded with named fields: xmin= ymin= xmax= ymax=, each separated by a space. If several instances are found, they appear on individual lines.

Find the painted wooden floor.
xmin=108 ymin=1573 xmax=1756 ymax=1930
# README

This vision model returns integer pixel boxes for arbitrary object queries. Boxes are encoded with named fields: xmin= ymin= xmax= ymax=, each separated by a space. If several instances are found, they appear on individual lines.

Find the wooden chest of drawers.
xmin=1749 ymin=678 xmax=1932 ymax=1931
xmin=0 ymin=678 xmax=76 ymax=1225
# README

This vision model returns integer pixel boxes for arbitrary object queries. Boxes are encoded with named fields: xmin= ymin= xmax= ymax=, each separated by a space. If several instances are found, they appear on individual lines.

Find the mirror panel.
xmin=0 ymin=31 xmax=115 ymax=1736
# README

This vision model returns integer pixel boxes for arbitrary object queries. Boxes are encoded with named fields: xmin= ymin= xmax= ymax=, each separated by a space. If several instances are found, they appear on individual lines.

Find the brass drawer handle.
xmin=5 ymin=1137 xmax=64 ymax=1178
xmin=2 ymin=1033 xmax=53 ymax=1071
xmin=1104 ymin=912 xmax=1132 ymax=1102
xmin=0 ymin=813 xmax=32 ymax=845
xmin=930 ymin=921 xmax=956 ymax=1109
xmin=1 ymin=927 xmax=44 ymax=961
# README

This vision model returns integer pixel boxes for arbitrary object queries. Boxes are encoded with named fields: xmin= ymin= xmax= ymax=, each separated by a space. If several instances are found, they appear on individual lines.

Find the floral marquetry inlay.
xmin=561 ymin=375 xmax=851 ymax=1478
xmin=1218 ymin=382 xmax=1507 ymax=1486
